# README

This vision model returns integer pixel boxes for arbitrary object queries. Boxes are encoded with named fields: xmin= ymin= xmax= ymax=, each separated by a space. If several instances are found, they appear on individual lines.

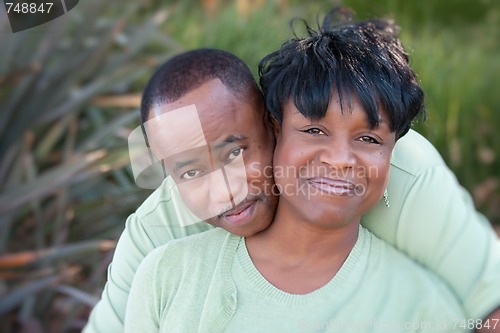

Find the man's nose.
xmin=223 ymin=158 xmax=249 ymax=206
xmin=207 ymin=170 xmax=234 ymax=205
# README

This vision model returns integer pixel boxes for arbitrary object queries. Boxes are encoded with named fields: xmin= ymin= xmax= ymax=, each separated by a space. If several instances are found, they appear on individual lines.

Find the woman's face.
xmin=273 ymin=93 xmax=396 ymax=228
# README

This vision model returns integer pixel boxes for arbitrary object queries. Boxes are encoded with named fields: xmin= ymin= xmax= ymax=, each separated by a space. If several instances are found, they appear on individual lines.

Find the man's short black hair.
xmin=141 ymin=48 xmax=263 ymax=124
xmin=259 ymin=8 xmax=425 ymax=139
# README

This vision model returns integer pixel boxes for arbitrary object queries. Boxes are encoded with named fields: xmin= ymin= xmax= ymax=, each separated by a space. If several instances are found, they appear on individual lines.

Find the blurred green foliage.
xmin=0 ymin=0 xmax=498 ymax=331
xmin=0 ymin=1 xmax=179 ymax=331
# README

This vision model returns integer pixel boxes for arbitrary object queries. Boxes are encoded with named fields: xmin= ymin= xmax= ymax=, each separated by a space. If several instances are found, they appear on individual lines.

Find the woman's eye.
xmin=359 ymin=136 xmax=379 ymax=144
xmin=228 ymin=147 xmax=244 ymax=160
xmin=303 ymin=128 xmax=325 ymax=135
xmin=180 ymin=169 xmax=201 ymax=180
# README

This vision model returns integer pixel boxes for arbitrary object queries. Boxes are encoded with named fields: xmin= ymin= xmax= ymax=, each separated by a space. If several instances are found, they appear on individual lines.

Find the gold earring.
xmin=383 ymin=189 xmax=390 ymax=208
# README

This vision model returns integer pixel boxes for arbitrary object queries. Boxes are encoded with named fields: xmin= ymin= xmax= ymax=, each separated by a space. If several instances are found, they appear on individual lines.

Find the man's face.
xmin=146 ymin=79 xmax=278 ymax=236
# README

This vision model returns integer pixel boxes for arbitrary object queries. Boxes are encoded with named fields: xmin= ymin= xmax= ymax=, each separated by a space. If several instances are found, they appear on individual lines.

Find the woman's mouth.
xmin=306 ymin=177 xmax=357 ymax=196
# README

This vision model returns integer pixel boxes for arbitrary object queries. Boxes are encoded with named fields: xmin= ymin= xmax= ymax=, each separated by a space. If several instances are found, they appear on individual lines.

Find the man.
xmin=84 ymin=48 xmax=500 ymax=332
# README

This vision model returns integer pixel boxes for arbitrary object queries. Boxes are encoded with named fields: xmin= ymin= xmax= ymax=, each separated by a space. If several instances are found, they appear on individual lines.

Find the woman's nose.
xmin=317 ymin=139 xmax=356 ymax=170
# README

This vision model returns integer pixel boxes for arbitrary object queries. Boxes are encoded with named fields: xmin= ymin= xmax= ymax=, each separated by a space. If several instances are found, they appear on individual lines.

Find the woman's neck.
xmin=245 ymin=202 xmax=360 ymax=294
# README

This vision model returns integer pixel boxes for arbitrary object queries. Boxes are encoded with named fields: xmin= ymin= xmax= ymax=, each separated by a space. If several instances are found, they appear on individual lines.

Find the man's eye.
xmin=303 ymin=128 xmax=325 ymax=135
xmin=358 ymin=136 xmax=379 ymax=144
xmin=228 ymin=147 xmax=244 ymax=160
xmin=180 ymin=169 xmax=201 ymax=180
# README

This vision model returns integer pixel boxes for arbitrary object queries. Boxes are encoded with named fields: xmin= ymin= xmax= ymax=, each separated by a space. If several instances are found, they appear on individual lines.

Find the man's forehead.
xmin=145 ymin=104 xmax=206 ymax=159
xmin=145 ymin=104 xmax=248 ymax=161
xmin=147 ymin=79 xmax=237 ymax=119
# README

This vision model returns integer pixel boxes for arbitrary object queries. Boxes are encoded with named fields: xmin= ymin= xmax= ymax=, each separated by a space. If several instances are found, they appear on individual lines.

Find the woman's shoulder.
xmin=366 ymin=228 xmax=461 ymax=304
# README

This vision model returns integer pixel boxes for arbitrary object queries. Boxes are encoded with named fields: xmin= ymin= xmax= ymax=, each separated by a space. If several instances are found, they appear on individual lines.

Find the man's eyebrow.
xmin=168 ymin=135 xmax=247 ymax=173
xmin=171 ymin=158 xmax=198 ymax=173
xmin=212 ymin=135 xmax=247 ymax=150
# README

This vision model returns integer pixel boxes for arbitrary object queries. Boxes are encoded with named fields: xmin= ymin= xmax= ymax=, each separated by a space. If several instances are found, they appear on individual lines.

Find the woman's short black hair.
xmin=141 ymin=48 xmax=263 ymax=124
xmin=259 ymin=8 xmax=425 ymax=139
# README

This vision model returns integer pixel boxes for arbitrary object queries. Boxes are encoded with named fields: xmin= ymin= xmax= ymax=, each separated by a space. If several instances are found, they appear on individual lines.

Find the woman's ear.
xmin=270 ymin=116 xmax=281 ymax=137
xmin=263 ymin=110 xmax=281 ymax=139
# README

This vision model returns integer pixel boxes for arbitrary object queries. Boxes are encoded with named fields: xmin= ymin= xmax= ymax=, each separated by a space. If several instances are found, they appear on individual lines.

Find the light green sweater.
xmin=125 ymin=227 xmax=468 ymax=332
xmin=85 ymin=130 xmax=500 ymax=332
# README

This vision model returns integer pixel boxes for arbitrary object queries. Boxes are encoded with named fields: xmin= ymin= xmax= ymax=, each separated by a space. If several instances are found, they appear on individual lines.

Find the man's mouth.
xmin=307 ymin=177 xmax=357 ymax=196
xmin=219 ymin=200 xmax=257 ymax=226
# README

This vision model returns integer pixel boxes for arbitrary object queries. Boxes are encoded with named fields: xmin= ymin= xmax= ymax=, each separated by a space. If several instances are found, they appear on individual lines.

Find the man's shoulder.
xmin=152 ymin=228 xmax=231 ymax=260
xmin=134 ymin=177 xmax=175 ymax=219
xmin=390 ymin=129 xmax=446 ymax=177
xmin=167 ymin=228 xmax=231 ymax=252
xmin=130 ymin=177 xmax=213 ymax=238
xmin=149 ymin=228 xmax=232 ymax=276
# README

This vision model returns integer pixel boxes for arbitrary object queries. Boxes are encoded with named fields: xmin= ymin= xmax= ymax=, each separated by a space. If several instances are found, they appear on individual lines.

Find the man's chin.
xmin=223 ymin=220 xmax=271 ymax=237
xmin=207 ymin=199 xmax=274 ymax=237
xmin=204 ymin=219 xmax=258 ymax=236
